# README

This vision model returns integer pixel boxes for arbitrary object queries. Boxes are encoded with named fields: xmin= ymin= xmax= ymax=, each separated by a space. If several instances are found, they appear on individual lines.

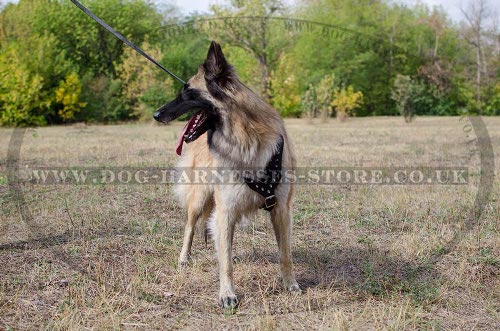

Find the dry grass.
xmin=0 ymin=117 xmax=499 ymax=330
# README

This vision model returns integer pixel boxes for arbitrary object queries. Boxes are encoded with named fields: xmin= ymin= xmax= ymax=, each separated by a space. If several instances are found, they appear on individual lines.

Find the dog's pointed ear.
xmin=204 ymin=41 xmax=228 ymax=76
xmin=203 ymin=41 xmax=233 ymax=99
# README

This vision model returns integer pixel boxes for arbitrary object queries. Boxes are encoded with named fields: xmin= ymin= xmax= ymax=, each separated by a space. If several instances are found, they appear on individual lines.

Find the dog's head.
xmin=153 ymin=41 xmax=235 ymax=154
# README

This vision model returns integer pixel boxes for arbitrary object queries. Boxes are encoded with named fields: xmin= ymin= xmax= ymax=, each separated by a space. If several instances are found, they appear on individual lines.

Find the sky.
xmin=170 ymin=0 xmax=499 ymax=22
xmin=2 ymin=0 xmax=499 ymax=23
xmin=399 ymin=0 xmax=465 ymax=20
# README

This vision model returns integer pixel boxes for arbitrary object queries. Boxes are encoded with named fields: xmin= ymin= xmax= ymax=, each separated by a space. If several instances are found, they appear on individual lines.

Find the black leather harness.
xmin=243 ymin=135 xmax=284 ymax=211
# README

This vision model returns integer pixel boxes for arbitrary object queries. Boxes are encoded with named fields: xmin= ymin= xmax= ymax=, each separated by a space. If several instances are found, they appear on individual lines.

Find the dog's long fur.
xmin=154 ymin=42 xmax=300 ymax=308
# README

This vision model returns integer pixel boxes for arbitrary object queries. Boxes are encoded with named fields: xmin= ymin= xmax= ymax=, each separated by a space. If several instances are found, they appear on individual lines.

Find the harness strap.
xmin=243 ymin=135 xmax=284 ymax=211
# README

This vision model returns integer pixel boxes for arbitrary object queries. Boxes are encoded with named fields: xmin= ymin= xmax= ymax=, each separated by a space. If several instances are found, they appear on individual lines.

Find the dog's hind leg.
xmin=178 ymin=191 xmax=214 ymax=270
xmin=270 ymin=205 xmax=301 ymax=294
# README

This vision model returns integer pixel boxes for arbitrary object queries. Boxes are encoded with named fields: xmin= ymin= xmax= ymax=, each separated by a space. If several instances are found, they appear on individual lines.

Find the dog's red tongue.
xmin=176 ymin=112 xmax=200 ymax=156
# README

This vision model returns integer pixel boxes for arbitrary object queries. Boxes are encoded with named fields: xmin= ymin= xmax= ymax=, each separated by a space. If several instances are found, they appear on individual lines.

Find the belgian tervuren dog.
xmin=154 ymin=41 xmax=300 ymax=309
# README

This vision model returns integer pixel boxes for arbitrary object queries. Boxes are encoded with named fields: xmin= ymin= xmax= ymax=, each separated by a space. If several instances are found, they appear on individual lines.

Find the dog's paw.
xmin=287 ymin=283 xmax=302 ymax=295
xmin=220 ymin=295 xmax=238 ymax=313
xmin=177 ymin=258 xmax=190 ymax=271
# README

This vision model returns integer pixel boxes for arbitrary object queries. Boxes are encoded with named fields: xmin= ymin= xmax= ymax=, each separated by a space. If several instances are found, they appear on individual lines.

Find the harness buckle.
xmin=264 ymin=195 xmax=277 ymax=209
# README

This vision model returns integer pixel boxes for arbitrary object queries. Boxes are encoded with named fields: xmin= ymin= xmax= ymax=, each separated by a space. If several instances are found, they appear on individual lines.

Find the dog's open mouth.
xmin=176 ymin=110 xmax=211 ymax=155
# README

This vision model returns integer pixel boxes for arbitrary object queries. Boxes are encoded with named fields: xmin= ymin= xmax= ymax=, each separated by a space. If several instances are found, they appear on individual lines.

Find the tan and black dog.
xmin=154 ymin=41 xmax=301 ymax=309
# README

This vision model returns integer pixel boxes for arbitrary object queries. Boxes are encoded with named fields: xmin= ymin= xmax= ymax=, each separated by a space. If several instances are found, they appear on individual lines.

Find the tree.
xmin=331 ymin=86 xmax=363 ymax=122
xmin=484 ymin=82 xmax=500 ymax=115
xmin=209 ymin=0 xmax=293 ymax=102
xmin=0 ymin=32 xmax=76 ymax=126
xmin=1 ymin=0 xmax=498 ymax=126
xmin=0 ymin=0 xmax=168 ymax=125
xmin=41 ymin=0 xmax=163 ymax=77
xmin=116 ymin=42 xmax=174 ymax=120
xmin=460 ymin=0 xmax=492 ymax=114
xmin=271 ymin=54 xmax=302 ymax=116
xmin=0 ymin=45 xmax=47 ymax=126
xmin=301 ymin=83 xmax=318 ymax=119
xmin=315 ymin=73 xmax=337 ymax=121
xmin=427 ymin=8 xmax=447 ymax=61
xmin=55 ymin=72 xmax=86 ymax=121
xmin=391 ymin=74 xmax=416 ymax=123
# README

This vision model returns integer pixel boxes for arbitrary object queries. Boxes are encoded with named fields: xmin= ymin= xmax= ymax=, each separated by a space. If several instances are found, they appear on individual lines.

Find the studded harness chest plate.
xmin=243 ymin=135 xmax=284 ymax=211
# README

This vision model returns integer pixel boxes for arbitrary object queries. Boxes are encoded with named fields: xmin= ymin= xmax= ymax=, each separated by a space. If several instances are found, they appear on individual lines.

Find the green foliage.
xmin=484 ymin=83 xmax=500 ymax=116
xmin=0 ymin=0 xmax=498 ymax=126
xmin=28 ymin=0 xmax=163 ymax=76
xmin=271 ymin=54 xmax=302 ymax=117
xmin=332 ymin=85 xmax=363 ymax=121
xmin=116 ymin=42 xmax=175 ymax=121
xmin=291 ymin=0 xmax=401 ymax=116
xmin=224 ymin=46 xmax=261 ymax=92
xmin=315 ymin=74 xmax=337 ymax=119
xmin=139 ymin=85 xmax=173 ymax=119
xmin=0 ymin=44 xmax=48 ymax=126
xmin=301 ymin=84 xmax=318 ymax=118
xmin=391 ymin=74 xmax=415 ymax=122
xmin=302 ymin=74 xmax=364 ymax=121
xmin=55 ymin=72 xmax=86 ymax=121
xmin=209 ymin=0 xmax=294 ymax=101
xmin=0 ymin=0 xmax=170 ymax=126
xmin=77 ymin=74 xmax=125 ymax=123
xmin=0 ymin=30 xmax=78 ymax=125
xmin=0 ymin=67 xmax=46 ymax=126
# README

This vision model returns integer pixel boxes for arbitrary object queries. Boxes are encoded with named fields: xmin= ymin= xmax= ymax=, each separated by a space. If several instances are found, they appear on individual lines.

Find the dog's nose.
xmin=153 ymin=111 xmax=161 ymax=122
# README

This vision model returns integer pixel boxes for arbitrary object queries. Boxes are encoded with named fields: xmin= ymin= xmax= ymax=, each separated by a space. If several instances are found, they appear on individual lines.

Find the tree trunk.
xmin=476 ymin=45 xmax=482 ymax=115
xmin=259 ymin=17 xmax=272 ymax=103
xmin=434 ymin=34 xmax=439 ymax=60
xmin=259 ymin=58 xmax=271 ymax=103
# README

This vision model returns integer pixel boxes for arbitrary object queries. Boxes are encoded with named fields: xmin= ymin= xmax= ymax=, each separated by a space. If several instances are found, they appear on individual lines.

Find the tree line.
xmin=0 ymin=0 xmax=498 ymax=126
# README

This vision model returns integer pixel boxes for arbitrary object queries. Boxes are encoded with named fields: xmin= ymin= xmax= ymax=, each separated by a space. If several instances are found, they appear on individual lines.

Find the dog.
xmin=153 ymin=41 xmax=301 ymax=309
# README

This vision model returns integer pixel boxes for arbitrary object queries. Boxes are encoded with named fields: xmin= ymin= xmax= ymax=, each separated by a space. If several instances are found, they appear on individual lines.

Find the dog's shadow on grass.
xmin=291 ymin=245 xmax=442 ymax=303
xmin=243 ymin=243 xmax=442 ymax=304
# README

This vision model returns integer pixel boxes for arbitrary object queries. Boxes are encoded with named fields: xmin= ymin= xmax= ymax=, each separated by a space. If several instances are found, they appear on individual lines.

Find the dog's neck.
xmin=208 ymin=89 xmax=284 ymax=168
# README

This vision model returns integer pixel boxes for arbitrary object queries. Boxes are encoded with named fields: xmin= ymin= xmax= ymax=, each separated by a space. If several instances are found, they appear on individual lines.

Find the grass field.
xmin=0 ymin=117 xmax=499 ymax=330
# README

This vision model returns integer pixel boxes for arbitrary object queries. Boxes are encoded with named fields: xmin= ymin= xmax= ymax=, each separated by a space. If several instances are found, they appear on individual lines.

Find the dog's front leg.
xmin=212 ymin=205 xmax=238 ymax=309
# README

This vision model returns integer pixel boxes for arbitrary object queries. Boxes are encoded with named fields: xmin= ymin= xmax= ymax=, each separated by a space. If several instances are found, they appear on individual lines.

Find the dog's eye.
xmin=184 ymin=84 xmax=190 ymax=90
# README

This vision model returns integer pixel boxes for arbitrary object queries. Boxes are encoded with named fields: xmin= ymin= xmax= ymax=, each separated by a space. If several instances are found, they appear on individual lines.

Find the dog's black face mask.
xmin=153 ymin=84 xmax=218 ymax=155
xmin=153 ymin=84 xmax=215 ymax=124
xmin=153 ymin=41 xmax=232 ymax=155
